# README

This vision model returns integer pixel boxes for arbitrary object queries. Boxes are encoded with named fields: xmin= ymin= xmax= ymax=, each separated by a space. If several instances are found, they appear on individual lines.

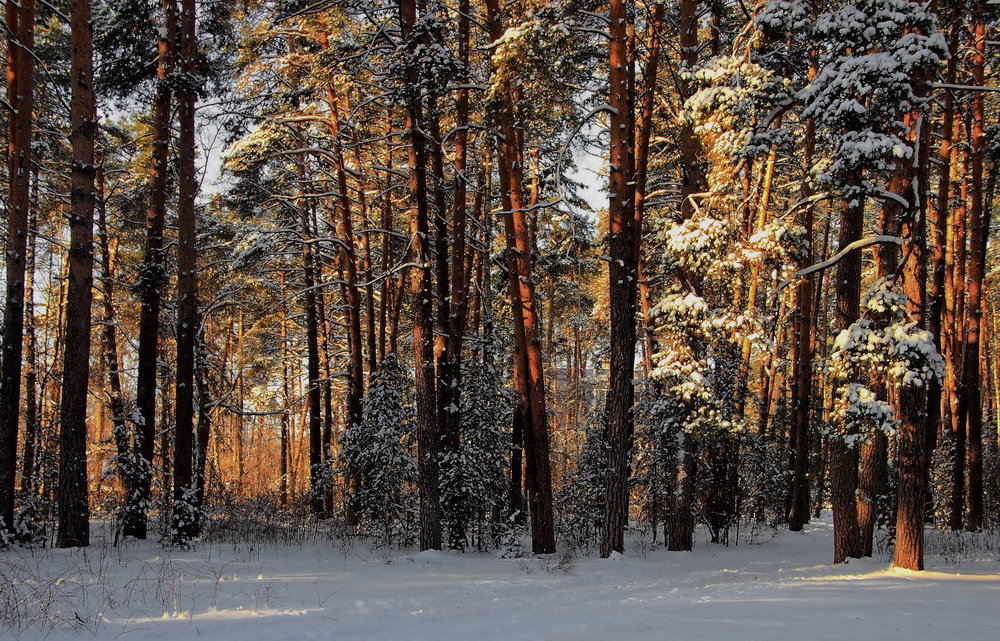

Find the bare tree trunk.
xmin=788 ymin=94 xmax=816 ymax=531
xmin=172 ymin=0 xmax=199 ymax=543
xmin=485 ymin=0 xmax=555 ymax=554
xmin=323 ymin=82 xmax=364 ymax=433
xmin=279 ymin=283 xmax=291 ymax=506
xmin=831 ymin=198 xmax=864 ymax=564
xmin=399 ymin=0 xmax=442 ymax=551
xmin=600 ymin=0 xmax=637 ymax=558
xmin=627 ymin=0 xmax=664 ymax=514
xmin=299 ymin=167 xmax=324 ymax=518
xmin=130 ymin=0 xmax=176 ymax=540
xmin=0 ymin=0 xmax=35 ymax=539
xmin=20 ymin=189 xmax=39 ymax=497
xmin=96 ymin=165 xmax=133 ymax=535
xmin=193 ymin=336 xmax=212 ymax=530
xmin=668 ymin=437 xmax=696 ymax=551
xmin=963 ymin=4 xmax=987 ymax=531
xmin=57 ymin=0 xmax=96 ymax=548
xmin=944 ymin=120 xmax=968 ymax=530
xmin=892 ymin=51 xmax=934 ymax=570
xmin=668 ymin=0 xmax=704 ymax=553
xmin=438 ymin=0 xmax=471 ymax=549
xmin=923 ymin=15 xmax=960 ymax=522
xmin=349 ymin=146 xmax=378 ymax=376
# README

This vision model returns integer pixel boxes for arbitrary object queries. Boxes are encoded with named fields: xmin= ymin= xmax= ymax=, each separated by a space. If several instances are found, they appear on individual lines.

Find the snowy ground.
xmin=2 ymin=516 xmax=998 ymax=640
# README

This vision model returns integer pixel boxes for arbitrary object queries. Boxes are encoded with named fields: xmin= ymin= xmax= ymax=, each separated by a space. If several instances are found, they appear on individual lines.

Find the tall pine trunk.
xmin=668 ymin=0 xmax=704 ymax=553
xmin=890 ymin=9 xmax=937 ymax=565
xmin=130 ymin=0 xmax=176 ymax=539
xmin=485 ymin=0 xmax=555 ymax=554
xmin=438 ymin=0 xmax=471 ymax=549
xmin=893 ymin=109 xmax=934 ymax=571
xmin=830 ymin=199 xmax=864 ymax=564
xmin=96 ymin=166 xmax=132 ymax=536
xmin=0 ymin=0 xmax=35 ymax=539
xmin=788 ymin=97 xmax=816 ymax=531
xmin=172 ymin=0 xmax=199 ymax=543
xmin=399 ymin=0 xmax=442 ymax=551
xmin=57 ymin=0 xmax=96 ymax=548
xmin=600 ymin=0 xmax=637 ymax=558
xmin=962 ymin=3 xmax=987 ymax=531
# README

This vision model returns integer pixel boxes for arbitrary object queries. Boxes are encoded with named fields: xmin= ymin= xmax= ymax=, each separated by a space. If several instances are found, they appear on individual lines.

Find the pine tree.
xmin=0 ymin=0 xmax=35 ymax=544
xmin=57 ymin=0 xmax=97 ymax=549
xmin=340 ymin=355 xmax=416 ymax=544
xmin=440 ymin=358 xmax=514 ymax=550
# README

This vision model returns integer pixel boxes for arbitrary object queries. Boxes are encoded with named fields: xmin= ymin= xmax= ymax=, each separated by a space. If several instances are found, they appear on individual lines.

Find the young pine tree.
xmin=340 ymin=355 xmax=416 ymax=544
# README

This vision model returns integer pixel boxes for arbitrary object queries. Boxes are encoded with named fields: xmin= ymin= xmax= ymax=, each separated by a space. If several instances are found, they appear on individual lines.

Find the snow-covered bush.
xmin=339 ymin=355 xmax=416 ymax=544
xmin=440 ymin=359 xmax=514 ymax=550
xmin=557 ymin=399 xmax=609 ymax=552
xmin=632 ymin=383 xmax=685 ymax=544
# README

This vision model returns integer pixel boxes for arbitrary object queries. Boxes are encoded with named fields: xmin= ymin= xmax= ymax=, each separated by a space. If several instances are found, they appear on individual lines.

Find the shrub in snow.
xmin=633 ymin=384 xmax=692 ymax=544
xmin=983 ymin=433 xmax=1000 ymax=531
xmin=339 ymin=355 xmax=417 ymax=545
xmin=557 ymin=405 xmax=608 ymax=552
xmin=735 ymin=429 xmax=789 ymax=541
xmin=440 ymin=358 xmax=513 ymax=551
xmin=929 ymin=431 xmax=958 ymax=524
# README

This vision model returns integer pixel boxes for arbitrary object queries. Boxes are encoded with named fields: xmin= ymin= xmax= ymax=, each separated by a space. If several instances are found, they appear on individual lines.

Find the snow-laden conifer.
xmin=440 ymin=358 xmax=513 ymax=550
xmin=340 ymin=355 xmax=416 ymax=544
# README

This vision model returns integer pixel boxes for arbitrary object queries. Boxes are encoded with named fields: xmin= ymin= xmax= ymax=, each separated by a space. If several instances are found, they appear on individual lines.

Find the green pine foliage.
xmin=440 ymin=358 xmax=514 ymax=550
xmin=340 ymin=355 xmax=416 ymax=544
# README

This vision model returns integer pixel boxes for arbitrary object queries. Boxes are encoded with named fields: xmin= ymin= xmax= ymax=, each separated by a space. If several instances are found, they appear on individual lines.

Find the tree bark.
xmin=831 ymin=198 xmax=864 ymax=564
xmin=399 ymin=0 xmax=442 ymax=550
xmin=668 ymin=0 xmax=704 ymax=553
xmin=484 ymin=0 xmax=555 ymax=554
xmin=96 ymin=165 xmax=134 ymax=538
xmin=129 ymin=0 xmax=176 ymax=539
xmin=0 ymin=0 xmax=35 ymax=539
xmin=600 ymin=0 xmax=638 ymax=558
xmin=57 ymin=0 xmax=96 ymax=548
xmin=438 ymin=0 xmax=471 ymax=549
xmin=944 ymin=117 xmax=968 ymax=530
xmin=20 ymin=188 xmax=39 ymax=497
xmin=788 ymin=96 xmax=816 ymax=532
xmin=172 ymin=0 xmax=199 ymax=543
xmin=320 ymin=76 xmax=364 ymax=438
xmin=962 ymin=3 xmax=987 ymax=532
xmin=892 ymin=46 xmax=935 ymax=570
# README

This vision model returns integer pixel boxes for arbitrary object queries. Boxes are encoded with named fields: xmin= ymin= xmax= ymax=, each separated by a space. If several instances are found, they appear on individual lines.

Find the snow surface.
xmin=3 ymin=516 xmax=997 ymax=640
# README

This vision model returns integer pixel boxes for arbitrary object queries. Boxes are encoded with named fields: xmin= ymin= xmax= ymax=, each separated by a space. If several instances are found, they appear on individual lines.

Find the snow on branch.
xmin=777 ymin=235 xmax=905 ymax=291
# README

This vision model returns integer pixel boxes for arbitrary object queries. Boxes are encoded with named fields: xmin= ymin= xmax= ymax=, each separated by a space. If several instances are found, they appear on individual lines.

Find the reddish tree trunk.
xmin=962 ymin=5 xmax=987 ymax=531
xmin=0 ymin=0 xmax=35 ymax=538
xmin=400 ymin=0 xmax=442 ymax=551
xmin=600 ymin=0 xmax=638 ymax=558
xmin=485 ymin=0 xmax=556 ymax=554
xmin=831 ymin=199 xmax=864 ymax=564
xmin=892 ymin=55 xmax=935 ymax=571
xmin=668 ymin=0 xmax=704 ymax=553
xmin=788 ymin=98 xmax=816 ymax=531
xmin=438 ymin=0 xmax=471 ymax=549
xmin=129 ymin=0 xmax=176 ymax=540
xmin=172 ymin=0 xmax=199 ymax=543
xmin=57 ymin=0 xmax=96 ymax=548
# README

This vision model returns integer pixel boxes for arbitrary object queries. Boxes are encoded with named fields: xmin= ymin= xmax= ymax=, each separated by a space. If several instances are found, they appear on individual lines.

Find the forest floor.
xmin=2 ymin=515 xmax=998 ymax=640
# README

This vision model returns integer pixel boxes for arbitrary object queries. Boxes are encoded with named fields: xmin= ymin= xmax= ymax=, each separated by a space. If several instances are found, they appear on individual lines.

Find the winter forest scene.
xmin=0 ymin=0 xmax=999 ymax=638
